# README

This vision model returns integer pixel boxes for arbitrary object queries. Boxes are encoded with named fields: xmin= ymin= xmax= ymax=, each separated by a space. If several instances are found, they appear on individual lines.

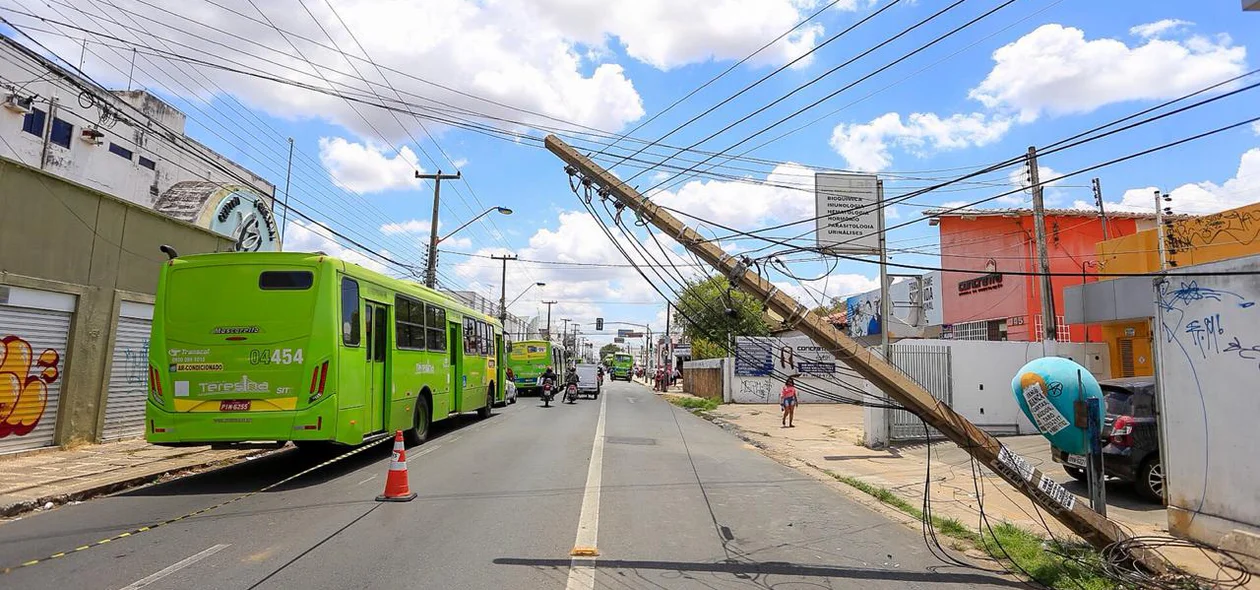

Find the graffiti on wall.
xmin=0 ymin=336 xmax=61 ymax=438
xmin=1166 ymin=210 xmax=1260 ymax=252
xmin=123 ymin=339 xmax=151 ymax=387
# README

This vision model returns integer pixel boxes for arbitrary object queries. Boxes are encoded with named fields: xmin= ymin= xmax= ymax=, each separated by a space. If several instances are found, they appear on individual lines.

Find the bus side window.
xmin=341 ymin=278 xmax=360 ymax=346
xmin=374 ymin=305 xmax=387 ymax=362
xmin=426 ymin=304 xmax=447 ymax=351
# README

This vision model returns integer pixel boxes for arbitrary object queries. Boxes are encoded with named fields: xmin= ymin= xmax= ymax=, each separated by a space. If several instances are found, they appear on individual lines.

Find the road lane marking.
xmin=355 ymin=474 xmax=378 ymax=486
xmin=566 ymin=391 xmax=607 ymax=590
xmin=117 ymin=544 xmax=229 ymax=590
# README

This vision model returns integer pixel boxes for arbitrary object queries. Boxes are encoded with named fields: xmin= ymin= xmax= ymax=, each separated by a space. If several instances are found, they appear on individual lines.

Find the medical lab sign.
xmin=815 ymin=173 xmax=882 ymax=255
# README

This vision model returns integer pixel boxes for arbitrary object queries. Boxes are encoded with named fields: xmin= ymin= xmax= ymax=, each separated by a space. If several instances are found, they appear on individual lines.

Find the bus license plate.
xmin=220 ymin=400 xmax=251 ymax=412
xmin=1065 ymin=454 xmax=1087 ymax=468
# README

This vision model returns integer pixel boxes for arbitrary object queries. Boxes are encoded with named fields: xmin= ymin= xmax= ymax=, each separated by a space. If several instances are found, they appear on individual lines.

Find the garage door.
xmin=102 ymin=302 xmax=153 ymax=441
xmin=0 ymin=286 xmax=74 ymax=454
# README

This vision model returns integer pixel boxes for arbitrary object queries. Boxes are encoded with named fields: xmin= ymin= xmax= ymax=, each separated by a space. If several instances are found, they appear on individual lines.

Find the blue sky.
xmin=4 ymin=0 xmax=1257 ymax=348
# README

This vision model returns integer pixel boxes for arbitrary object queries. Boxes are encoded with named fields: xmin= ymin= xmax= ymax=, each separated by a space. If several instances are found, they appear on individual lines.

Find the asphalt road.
xmin=0 ymin=381 xmax=1020 ymax=589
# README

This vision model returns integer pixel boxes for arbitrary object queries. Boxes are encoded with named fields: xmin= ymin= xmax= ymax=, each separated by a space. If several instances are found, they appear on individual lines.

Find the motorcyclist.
xmin=564 ymin=364 xmax=580 ymax=388
xmin=540 ymin=366 xmax=558 ymax=393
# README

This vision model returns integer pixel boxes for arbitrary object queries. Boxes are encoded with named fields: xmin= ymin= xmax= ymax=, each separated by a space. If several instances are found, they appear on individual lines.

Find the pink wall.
xmin=938 ymin=214 xmax=1140 ymax=342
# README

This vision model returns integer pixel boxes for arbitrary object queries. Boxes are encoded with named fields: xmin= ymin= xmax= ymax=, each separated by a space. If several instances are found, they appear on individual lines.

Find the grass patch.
xmin=667 ymin=396 xmax=720 ymax=412
xmin=823 ymin=470 xmax=1119 ymax=589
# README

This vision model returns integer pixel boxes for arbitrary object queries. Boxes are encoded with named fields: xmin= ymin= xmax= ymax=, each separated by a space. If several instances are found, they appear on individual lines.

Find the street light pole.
xmin=542 ymin=301 xmax=557 ymax=341
xmin=417 ymin=170 xmax=461 ymax=288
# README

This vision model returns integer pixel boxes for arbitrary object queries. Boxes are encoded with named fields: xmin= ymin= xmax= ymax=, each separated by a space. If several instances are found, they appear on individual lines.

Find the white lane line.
xmin=355 ymin=474 xmax=378 ymax=486
xmin=117 ymin=544 xmax=230 ymax=590
xmin=565 ymin=391 xmax=607 ymax=590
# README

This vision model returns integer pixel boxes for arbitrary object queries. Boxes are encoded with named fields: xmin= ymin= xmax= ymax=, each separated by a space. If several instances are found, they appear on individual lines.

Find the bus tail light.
xmin=148 ymin=364 xmax=164 ymax=407
xmin=308 ymin=361 xmax=329 ymax=403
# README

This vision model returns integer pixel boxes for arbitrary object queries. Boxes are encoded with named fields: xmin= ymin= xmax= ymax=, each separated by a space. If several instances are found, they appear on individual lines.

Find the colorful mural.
xmin=0 ymin=335 xmax=60 ymax=438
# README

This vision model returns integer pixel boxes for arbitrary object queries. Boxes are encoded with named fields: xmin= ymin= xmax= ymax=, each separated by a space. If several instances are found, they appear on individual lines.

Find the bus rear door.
xmin=363 ymin=301 xmax=389 ymax=433
xmin=448 ymin=320 xmax=463 ymax=415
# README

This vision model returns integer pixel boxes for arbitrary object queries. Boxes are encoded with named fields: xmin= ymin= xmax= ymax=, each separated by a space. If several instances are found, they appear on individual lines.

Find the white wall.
xmin=0 ymin=40 xmax=272 ymax=211
xmin=729 ymin=335 xmax=891 ymax=406
xmin=1155 ymin=255 xmax=1260 ymax=546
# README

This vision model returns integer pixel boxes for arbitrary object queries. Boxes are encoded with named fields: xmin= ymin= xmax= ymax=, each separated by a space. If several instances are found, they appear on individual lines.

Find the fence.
xmin=883 ymin=344 xmax=953 ymax=441
xmin=683 ymin=359 xmax=725 ymax=400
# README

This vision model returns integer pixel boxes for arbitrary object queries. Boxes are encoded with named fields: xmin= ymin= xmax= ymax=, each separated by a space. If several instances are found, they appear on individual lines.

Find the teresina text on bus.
xmin=213 ymin=326 xmax=260 ymax=334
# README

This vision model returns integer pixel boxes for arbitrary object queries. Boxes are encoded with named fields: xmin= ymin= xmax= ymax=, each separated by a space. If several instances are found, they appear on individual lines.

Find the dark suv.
xmin=1050 ymin=377 xmax=1163 ymax=503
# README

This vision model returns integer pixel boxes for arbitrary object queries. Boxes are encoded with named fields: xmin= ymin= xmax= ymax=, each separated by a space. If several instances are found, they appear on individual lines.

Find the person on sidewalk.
xmin=780 ymin=377 xmax=798 ymax=428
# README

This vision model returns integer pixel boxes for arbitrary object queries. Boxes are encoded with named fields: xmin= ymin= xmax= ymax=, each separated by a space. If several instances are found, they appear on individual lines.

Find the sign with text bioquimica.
xmin=815 ymin=172 xmax=882 ymax=255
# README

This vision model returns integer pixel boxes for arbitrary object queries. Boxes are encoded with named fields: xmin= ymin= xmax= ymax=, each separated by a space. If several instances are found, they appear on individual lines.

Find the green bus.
xmin=610 ymin=353 xmax=634 ymax=381
xmin=145 ymin=252 xmax=504 ymax=448
xmin=506 ymin=339 xmax=564 ymax=394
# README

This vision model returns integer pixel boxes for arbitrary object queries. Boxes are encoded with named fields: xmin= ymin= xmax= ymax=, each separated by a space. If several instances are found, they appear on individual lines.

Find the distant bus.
xmin=146 ymin=252 xmax=504 ymax=449
xmin=507 ymin=339 xmax=565 ymax=394
xmin=610 ymin=353 xmax=634 ymax=381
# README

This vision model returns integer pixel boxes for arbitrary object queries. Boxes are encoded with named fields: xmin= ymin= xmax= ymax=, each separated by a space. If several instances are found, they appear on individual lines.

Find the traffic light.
xmin=595 ymin=317 xmax=604 ymax=331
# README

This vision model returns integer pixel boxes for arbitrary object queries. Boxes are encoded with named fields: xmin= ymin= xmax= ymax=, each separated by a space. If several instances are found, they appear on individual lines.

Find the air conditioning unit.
xmin=2 ymin=93 xmax=33 ymax=114
xmin=81 ymin=126 xmax=105 ymax=145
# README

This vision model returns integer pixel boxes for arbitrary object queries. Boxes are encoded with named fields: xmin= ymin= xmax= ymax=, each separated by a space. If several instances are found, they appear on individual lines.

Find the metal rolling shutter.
xmin=102 ymin=303 xmax=153 ymax=441
xmin=0 ymin=288 xmax=74 ymax=455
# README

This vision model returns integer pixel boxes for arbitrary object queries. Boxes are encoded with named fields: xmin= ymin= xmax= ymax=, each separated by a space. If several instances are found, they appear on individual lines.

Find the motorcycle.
xmin=541 ymin=378 xmax=556 ymax=407
xmin=565 ymin=382 xmax=579 ymax=404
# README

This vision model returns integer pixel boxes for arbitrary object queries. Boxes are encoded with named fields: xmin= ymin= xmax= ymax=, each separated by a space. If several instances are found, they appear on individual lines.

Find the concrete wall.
xmin=1154 ymin=254 xmax=1260 ymax=549
xmin=862 ymin=339 xmax=1111 ymax=446
xmin=0 ymin=156 xmax=233 ymax=445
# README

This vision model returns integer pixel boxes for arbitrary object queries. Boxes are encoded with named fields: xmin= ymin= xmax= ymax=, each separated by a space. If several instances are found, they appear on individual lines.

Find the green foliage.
xmin=675 ymin=276 xmax=770 ymax=359
xmin=599 ymin=343 xmax=621 ymax=360
xmin=666 ymin=396 xmax=720 ymax=412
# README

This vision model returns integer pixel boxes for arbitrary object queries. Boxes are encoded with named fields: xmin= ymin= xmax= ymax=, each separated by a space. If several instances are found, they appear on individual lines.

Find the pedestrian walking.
xmin=780 ymin=377 xmax=798 ymax=428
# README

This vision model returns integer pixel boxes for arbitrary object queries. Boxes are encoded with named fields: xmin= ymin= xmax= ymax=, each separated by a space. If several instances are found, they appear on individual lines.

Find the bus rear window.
xmin=259 ymin=271 xmax=314 ymax=290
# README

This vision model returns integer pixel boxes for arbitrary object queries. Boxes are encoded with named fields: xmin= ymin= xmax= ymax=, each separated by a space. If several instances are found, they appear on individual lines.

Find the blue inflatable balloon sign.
xmin=1010 ymin=357 xmax=1102 ymax=456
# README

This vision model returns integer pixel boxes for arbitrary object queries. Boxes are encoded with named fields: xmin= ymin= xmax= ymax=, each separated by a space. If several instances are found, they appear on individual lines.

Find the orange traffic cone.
xmin=376 ymin=430 xmax=417 ymax=502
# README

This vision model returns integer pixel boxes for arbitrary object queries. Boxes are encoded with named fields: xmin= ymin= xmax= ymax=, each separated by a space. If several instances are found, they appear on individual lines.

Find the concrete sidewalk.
xmin=0 ymin=440 xmax=274 ymax=518
xmin=703 ymin=402 xmax=1255 ymax=587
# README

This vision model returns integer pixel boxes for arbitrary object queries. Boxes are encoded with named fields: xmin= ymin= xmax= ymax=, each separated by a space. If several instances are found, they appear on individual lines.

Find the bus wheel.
xmin=407 ymin=398 xmax=431 ymax=446
xmin=479 ymin=387 xmax=494 ymax=419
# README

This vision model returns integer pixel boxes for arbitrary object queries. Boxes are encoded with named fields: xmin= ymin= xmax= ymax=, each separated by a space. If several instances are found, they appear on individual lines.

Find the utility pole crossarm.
xmin=543 ymin=134 xmax=1162 ymax=572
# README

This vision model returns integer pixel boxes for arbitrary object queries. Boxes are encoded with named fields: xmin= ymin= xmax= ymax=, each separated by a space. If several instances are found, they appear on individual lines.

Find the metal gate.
xmin=0 ymin=288 xmax=74 ymax=454
xmin=884 ymin=344 xmax=952 ymax=441
xmin=102 ymin=302 xmax=153 ymax=441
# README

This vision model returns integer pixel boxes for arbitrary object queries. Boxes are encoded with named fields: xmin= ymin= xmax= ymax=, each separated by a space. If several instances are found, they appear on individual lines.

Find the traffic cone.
xmin=376 ymin=430 xmax=417 ymax=502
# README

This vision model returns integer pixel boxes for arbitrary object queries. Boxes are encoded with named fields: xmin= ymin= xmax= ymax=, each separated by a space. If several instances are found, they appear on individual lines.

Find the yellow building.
xmin=1093 ymin=203 xmax=1260 ymax=376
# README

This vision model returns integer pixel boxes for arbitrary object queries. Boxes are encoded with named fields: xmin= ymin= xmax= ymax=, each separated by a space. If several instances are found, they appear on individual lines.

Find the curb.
xmin=0 ymin=447 xmax=284 ymax=518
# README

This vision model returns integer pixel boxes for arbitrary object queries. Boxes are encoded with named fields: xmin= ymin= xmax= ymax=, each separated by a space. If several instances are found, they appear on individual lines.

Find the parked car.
xmin=1050 ymin=377 xmax=1163 ymax=502
xmin=504 ymin=369 xmax=518 ymax=405
xmin=575 ymin=364 xmax=601 ymax=399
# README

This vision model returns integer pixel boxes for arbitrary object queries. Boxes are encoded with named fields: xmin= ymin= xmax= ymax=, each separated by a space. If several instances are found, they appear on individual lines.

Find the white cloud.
xmin=829 ymin=112 xmax=1012 ymax=172
xmin=1130 ymin=19 xmax=1193 ymax=39
xmin=1251 ymin=121 xmax=1260 ymax=136
xmin=970 ymin=24 xmax=1246 ymax=122
xmin=774 ymin=275 xmax=880 ymax=308
xmin=999 ymin=163 xmax=1064 ymax=205
xmin=318 ymin=138 xmax=421 ymax=193
xmin=283 ymin=219 xmax=389 ymax=274
xmin=380 ymin=219 xmax=432 ymax=235
xmin=1074 ymin=148 xmax=1260 ymax=215
xmin=884 ymin=205 xmax=901 ymax=220
xmin=649 ymin=163 xmax=816 ymax=228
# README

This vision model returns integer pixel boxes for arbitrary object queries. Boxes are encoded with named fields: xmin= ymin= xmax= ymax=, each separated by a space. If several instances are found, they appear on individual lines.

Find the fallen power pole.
xmin=544 ymin=134 xmax=1164 ymax=573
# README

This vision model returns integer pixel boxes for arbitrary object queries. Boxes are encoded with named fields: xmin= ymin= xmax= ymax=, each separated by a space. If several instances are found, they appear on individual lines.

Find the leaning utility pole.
xmin=1092 ymin=178 xmax=1109 ymax=241
xmin=542 ymin=300 xmax=557 ymax=341
xmin=492 ymin=254 xmax=518 ymax=323
xmin=1028 ymin=147 xmax=1057 ymax=343
xmin=417 ymin=170 xmax=462 ymax=288
xmin=545 ymin=134 xmax=1163 ymax=572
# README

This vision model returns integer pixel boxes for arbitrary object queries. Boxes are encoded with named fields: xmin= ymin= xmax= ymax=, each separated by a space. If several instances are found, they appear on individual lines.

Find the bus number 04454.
xmin=249 ymin=348 xmax=304 ymax=365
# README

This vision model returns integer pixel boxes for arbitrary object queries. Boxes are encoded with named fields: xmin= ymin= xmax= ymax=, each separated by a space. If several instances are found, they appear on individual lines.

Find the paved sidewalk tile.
xmin=706 ymin=402 xmax=1255 ymax=587
xmin=0 ymin=440 xmax=265 ymax=517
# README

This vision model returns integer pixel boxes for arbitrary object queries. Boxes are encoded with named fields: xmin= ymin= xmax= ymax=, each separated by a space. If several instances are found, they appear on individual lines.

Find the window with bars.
xmin=1033 ymin=315 xmax=1073 ymax=341
xmin=945 ymin=319 xmax=1007 ymax=341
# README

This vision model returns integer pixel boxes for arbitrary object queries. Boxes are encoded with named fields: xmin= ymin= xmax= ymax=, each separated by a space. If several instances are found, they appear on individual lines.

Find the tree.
xmin=599 ymin=343 xmax=621 ymax=360
xmin=674 ymin=275 xmax=770 ymax=359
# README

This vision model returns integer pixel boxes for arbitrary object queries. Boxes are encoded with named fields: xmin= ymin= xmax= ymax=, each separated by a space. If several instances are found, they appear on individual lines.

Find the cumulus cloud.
xmin=319 ymin=138 xmax=421 ymax=193
xmin=284 ymin=219 xmax=389 ymax=274
xmin=1073 ymin=148 xmax=1260 ymax=215
xmin=1130 ymin=19 xmax=1193 ymax=39
xmin=998 ymin=163 xmax=1065 ymax=205
xmin=970 ymin=24 xmax=1246 ymax=122
xmin=829 ymin=112 xmax=1012 ymax=172
xmin=648 ymin=163 xmax=816 ymax=229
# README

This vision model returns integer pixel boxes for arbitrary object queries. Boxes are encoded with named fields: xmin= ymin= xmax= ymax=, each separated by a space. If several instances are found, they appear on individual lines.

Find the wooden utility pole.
xmin=417 ymin=170 xmax=462 ymax=288
xmin=1028 ymin=147 xmax=1058 ymax=342
xmin=542 ymin=300 xmax=557 ymax=341
xmin=492 ymin=254 xmax=518 ymax=323
xmin=545 ymin=134 xmax=1163 ymax=571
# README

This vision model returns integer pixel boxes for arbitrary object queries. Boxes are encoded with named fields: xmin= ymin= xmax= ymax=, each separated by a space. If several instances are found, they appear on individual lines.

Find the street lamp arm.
xmin=506 ymin=282 xmax=545 ymax=310
xmin=438 ymin=206 xmax=513 ymax=244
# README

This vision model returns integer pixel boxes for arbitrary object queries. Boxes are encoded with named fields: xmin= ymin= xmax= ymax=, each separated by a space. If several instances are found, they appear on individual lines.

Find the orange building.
xmin=1087 ymin=202 xmax=1260 ymax=377
xmin=926 ymin=208 xmax=1156 ymax=343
